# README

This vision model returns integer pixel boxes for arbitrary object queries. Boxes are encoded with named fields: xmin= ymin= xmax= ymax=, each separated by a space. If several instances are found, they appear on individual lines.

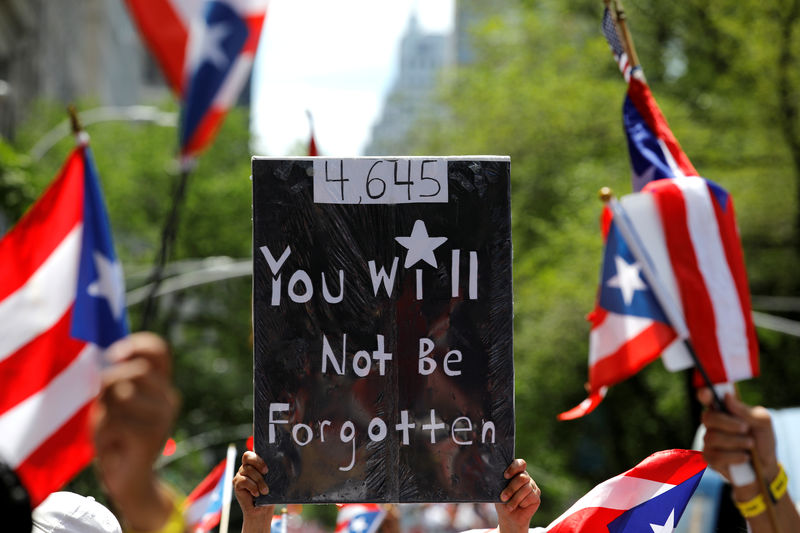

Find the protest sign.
xmin=252 ymin=157 xmax=513 ymax=503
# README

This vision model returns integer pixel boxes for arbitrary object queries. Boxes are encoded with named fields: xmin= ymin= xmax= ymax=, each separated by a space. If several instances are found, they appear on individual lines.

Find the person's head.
xmin=31 ymin=492 xmax=121 ymax=533
xmin=0 ymin=461 xmax=31 ymax=533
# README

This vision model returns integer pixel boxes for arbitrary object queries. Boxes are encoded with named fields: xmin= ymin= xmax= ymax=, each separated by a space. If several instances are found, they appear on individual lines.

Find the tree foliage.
xmin=407 ymin=0 xmax=800 ymax=522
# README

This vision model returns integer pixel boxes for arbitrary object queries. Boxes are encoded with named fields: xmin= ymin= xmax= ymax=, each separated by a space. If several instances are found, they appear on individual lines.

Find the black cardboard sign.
xmin=252 ymin=157 xmax=513 ymax=503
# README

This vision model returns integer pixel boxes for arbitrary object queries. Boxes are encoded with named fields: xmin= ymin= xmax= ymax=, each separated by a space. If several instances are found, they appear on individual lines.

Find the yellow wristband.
xmin=769 ymin=463 xmax=788 ymax=502
xmin=735 ymin=493 xmax=767 ymax=518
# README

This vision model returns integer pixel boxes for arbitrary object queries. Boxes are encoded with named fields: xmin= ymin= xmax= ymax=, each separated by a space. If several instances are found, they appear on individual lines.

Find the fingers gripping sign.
xmin=234 ymin=451 xmax=275 ymax=533
xmin=496 ymin=459 xmax=541 ymax=533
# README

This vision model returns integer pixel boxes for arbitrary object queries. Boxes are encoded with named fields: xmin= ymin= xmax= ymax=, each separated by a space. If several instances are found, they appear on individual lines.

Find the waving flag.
xmin=623 ymin=177 xmax=759 ymax=384
xmin=540 ymin=450 xmax=706 ymax=532
xmin=602 ymin=7 xmax=698 ymax=191
xmin=559 ymin=207 xmax=677 ymax=420
xmin=184 ymin=450 xmax=235 ymax=533
xmin=562 ymin=177 xmax=758 ymax=419
xmin=125 ymin=0 xmax=268 ymax=158
xmin=461 ymin=451 xmax=706 ymax=533
xmin=0 ymin=141 xmax=128 ymax=506
xmin=335 ymin=503 xmax=387 ymax=533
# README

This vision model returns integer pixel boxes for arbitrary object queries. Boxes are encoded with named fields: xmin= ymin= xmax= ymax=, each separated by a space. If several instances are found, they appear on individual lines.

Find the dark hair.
xmin=0 ymin=461 xmax=32 ymax=533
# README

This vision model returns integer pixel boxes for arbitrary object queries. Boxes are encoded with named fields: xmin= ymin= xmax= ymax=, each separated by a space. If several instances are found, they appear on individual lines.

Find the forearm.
xmin=112 ymin=475 xmax=175 ymax=532
xmin=241 ymin=518 xmax=270 ymax=533
xmin=497 ymin=518 xmax=530 ymax=533
xmin=732 ymin=464 xmax=800 ymax=533
xmin=240 ymin=505 xmax=275 ymax=533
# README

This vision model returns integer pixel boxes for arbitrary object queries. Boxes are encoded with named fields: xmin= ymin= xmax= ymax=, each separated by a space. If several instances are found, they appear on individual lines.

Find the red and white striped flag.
xmin=561 ymin=176 xmax=758 ymax=419
xmin=622 ymin=176 xmax=759 ymax=383
xmin=0 ymin=142 xmax=128 ymax=506
xmin=183 ymin=445 xmax=236 ymax=533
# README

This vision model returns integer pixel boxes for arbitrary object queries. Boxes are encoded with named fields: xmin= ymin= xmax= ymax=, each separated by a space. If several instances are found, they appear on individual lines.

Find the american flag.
xmin=601 ymin=7 xmax=631 ymax=82
xmin=602 ymin=7 xmax=699 ymax=191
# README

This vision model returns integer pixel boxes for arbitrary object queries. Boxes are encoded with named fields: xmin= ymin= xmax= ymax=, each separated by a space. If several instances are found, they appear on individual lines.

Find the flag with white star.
xmin=532 ymin=449 xmax=706 ymax=533
xmin=559 ymin=207 xmax=677 ymax=420
xmin=561 ymin=176 xmax=759 ymax=420
xmin=72 ymin=146 xmax=128 ymax=347
xmin=124 ymin=0 xmax=268 ymax=157
xmin=0 ymin=142 xmax=128 ymax=505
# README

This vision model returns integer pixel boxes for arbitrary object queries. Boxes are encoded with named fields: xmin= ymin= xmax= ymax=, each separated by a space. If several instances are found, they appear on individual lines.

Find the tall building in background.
xmin=364 ymin=13 xmax=452 ymax=156
xmin=0 ymin=0 xmax=165 ymax=140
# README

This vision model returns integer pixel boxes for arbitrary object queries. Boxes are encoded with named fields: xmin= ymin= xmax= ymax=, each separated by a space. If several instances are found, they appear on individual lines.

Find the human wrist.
xmin=114 ymin=477 xmax=174 ymax=532
xmin=497 ymin=516 xmax=527 ymax=533
xmin=241 ymin=514 xmax=272 ymax=533
xmin=732 ymin=480 xmax=762 ymax=504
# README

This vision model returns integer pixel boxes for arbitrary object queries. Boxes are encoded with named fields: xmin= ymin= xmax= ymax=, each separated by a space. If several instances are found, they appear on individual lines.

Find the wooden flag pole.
xmin=605 ymin=0 xmax=641 ymax=70
xmin=67 ymin=105 xmax=83 ymax=135
xmin=599 ymin=187 xmax=782 ymax=533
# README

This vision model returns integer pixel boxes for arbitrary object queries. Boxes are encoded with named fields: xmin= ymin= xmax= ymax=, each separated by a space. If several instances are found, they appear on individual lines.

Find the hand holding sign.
xmin=252 ymin=157 xmax=513 ymax=503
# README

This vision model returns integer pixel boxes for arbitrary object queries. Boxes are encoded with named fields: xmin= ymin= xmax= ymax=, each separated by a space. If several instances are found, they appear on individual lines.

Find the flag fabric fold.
xmin=184 ymin=451 xmax=235 ymax=533
xmin=625 ymin=177 xmax=759 ymax=383
xmin=124 ymin=0 xmax=268 ymax=158
xmin=538 ymin=449 xmax=706 ymax=532
xmin=460 ymin=450 xmax=706 ymax=533
xmin=0 ymin=143 xmax=128 ymax=506
xmin=602 ymin=7 xmax=699 ymax=191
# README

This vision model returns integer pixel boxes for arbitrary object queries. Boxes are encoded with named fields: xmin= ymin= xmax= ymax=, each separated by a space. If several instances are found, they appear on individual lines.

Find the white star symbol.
xmin=200 ymin=22 xmax=231 ymax=69
xmin=649 ymin=509 xmax=675 ymax=533
xmin=350 ymin=517 xmax=368 ymax=533
xmin=395 ymin=219 xmax=448 ymax=268
xmin=606 ymin=255 xmax=647 ymax=305
xmin=87 ymin=251 xmax=126 ymax=320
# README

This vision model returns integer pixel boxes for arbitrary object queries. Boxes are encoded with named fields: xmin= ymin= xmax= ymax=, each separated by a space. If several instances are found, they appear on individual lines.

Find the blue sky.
xmin=250 ymin=0 xmax=454 ymax=157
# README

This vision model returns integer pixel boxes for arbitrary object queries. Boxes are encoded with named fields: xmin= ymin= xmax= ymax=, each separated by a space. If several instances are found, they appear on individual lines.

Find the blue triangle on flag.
xmin=72 ymin=147 xmax=128 ymax=348
xmin=598 ymin=220 xmax=670 ymax=324
xmin=607 ymin=470 xmax=704 ymax=532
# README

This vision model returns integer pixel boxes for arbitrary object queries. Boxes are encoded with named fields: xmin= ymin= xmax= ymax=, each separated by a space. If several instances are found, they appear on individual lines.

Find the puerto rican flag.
xmin=124 ymin=0 xmax=268 ymax=158
xmin=541 ymin=449 xmax=706 ymax=532
xmin=461 ymin=450 xmax=706 ymax=533
xmin=622 ymin=177 xmax=759 ymax=384
xmin=184 ymin=451 xmax=235 ymax=533
xmin=602 ymin=8 xmax=699 ymax=192
xmin=335 ymin=504 xmax=386 ymax=533
xmin=561 ymin=176 xmax=758 ymax=419
xmin=559 ymin=206 xmax=677 ymax=420
xmin=0 ymin=141 xmax=128 ymax=506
